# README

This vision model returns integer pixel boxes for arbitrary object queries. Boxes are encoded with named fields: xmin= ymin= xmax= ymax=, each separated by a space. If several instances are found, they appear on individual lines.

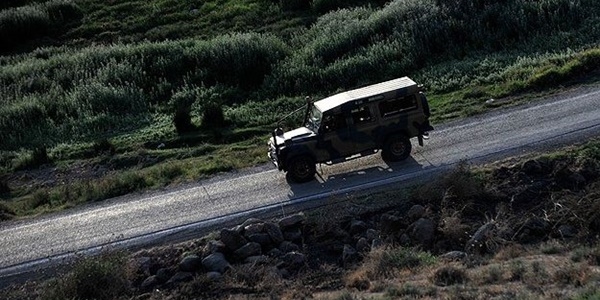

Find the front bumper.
xmin=268 ymin=142 xmax=282 ymax=170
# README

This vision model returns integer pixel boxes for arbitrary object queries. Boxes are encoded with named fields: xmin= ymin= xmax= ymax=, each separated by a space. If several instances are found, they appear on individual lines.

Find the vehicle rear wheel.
xmin=382 ymin=135 xmax=412 ymax=162
xmin=287 ymin=155 xmax=316 ymax=183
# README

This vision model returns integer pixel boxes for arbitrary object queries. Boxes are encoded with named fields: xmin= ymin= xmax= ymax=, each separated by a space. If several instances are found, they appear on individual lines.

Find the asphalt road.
xmin=1 ymin=85 xmax=599 ymax=283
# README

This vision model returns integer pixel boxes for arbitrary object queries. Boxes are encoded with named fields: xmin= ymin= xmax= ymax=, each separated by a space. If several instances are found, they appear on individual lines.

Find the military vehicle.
xmin=268 ymin=77 xmax=433 ymax=183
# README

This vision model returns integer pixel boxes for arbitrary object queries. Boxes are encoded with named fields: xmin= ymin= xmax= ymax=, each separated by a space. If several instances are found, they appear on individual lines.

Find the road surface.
xmin=1 ymin=85 xmax=599 ymax=283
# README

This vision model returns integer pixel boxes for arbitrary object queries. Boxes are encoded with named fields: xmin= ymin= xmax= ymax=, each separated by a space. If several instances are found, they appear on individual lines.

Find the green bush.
xmin=201 ymin=102 xmax=226 ymax=129
xmin=43 ymin=251 xmax=131 ymax=300
xmin=280 ymin=0 xmax=310 ymax=11
xmin=0 ymin=0 xmax=82 ymax=52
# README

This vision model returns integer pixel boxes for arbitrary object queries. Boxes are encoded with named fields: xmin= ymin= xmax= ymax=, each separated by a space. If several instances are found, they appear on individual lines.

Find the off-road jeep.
xmin=268 ymin=77 xmax=433 ymax=183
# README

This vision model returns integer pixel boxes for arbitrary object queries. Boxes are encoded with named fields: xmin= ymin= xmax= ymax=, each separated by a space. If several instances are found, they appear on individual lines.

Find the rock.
xmin=167 ymin=272 xmax=193 ymax=284
xmin=220 ymin=228 xmax=248 ymax=251
xmin=280 ymin=252 xmax=305 ymax=269
xmin=522 ymin=159 xmax=543 ymax=175
xmin=268 ymin=248 xmax=283 ymax=258
xmin=349 ymin=220 xmax=368 ymax=235
xmin=399 ymin=233 xmax=411 ymax=246
xmin=279 ymin=213 xmax=306 ymax=230
xmin=283 ymin=228 xmax=303 ymax=242
xmin=264 ymin=222 xmax=284 ymax=244
xmin=244 ymin=223 xmax=265 ymax=236
xmin=206 ymin=271 xmax=222 ymax=281
xmin=356 ymin=237 xmax=370 ymax=253
xmin=371 ymin=238 xmax=384 ymax=249
xmin=379 ymin=213 xmax=405 ymax=234
xmin=342 ymin=244 xmax=358 ymax=266
xmin=366 ymin=229 xmax=379 ymax=241
xmin=207 ymin=240 xmax=227 ymax=254
xmin=234 ymin=242 xmax=262 ymax=259
xmin=516 ymin=217 xmax=550 ymax=244
xmin=202 ymin=252 xmax=231 ymax=273
xmin=244 ymin=255 xmax=270 ymax=265
xmin=133 ymin=257 xmax=154 ymax=277
xmin=155 ymin=268 xmax=172 ymax=283
xmin=241 ymin=218 xmax=263 ymax=227
xmin=179 ymin=254 xmax=202 ymax=272
xmin=247 ymin=233 xmax=273 ymax=249
xmin=140 ymin=275 xmax=160 ymax=291
xmin=466 ymin=221 xmax=497 ymax=254
xmin=410 ymin=218 xmax=435 ymax=247
xmin=407 ymin=205 xmax=426 ymax=221
xmin=556 ymin=224 xmax=578 ymax=238
xmin=279 ymin=241 xmax=300 ymax=253
xmin=440 ymin=251 xmax=467 ymax=261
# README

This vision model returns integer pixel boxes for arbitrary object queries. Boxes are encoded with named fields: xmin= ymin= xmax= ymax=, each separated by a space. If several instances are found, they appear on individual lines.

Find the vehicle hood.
xmin=272 ymin=127 xmax=315 ymax=145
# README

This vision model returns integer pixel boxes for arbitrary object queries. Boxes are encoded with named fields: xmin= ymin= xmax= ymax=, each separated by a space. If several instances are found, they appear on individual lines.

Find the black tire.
xmin=286 ymin=155 xmax=316 ymax=183
xmin=382 ymin=135 xmax=412 ymax=162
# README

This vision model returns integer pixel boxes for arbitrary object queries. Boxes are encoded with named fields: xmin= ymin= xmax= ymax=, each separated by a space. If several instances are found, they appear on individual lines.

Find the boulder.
xmin=349 ymin=220 xmax=368 ymax=235
xmin=241 ymin=218 xmax=263 ymax=227
xmin=280 ymin=251 xmax=305 ymax=269
xmin=234 ymin=242 xmax=262 ymax=259
xmin=379 ymin=213 xmax=405 ymax=234
xmin=220 ymin=228 xmax=248 ymax=251
xmin=155 ymin=268 xmax=172 ymax=283
xmin=207 ymin=240 xmax=227 ymax=254
xmin=410 ymin=218 xmax=435 ymax=247
xmin=264 ymin=222 xmax=284 ymax=244
xmin=440 ymin=251 xmax=468 ymax=261
xmin=247 ymin=233 xmax=273 ymax=249
xmin=244 ymin=223 xmax=265 ymax=236
xmin=356 ymin=237 xmax=370 ymax=253
xmin=366 ymin=229 xmax=379 ymax=241
xmin=342 ymin=244 xmax=358 ymax=266
xmin=206 ymin=271 xmax=223 ymax=281
xmin=179 ymin=254 xmax=202 ymax=272
xmin=279 ymin=241 xmax=300 ymax=253
xmin=407 ymin=205 xmax=426 ymax=221
xmin=283 ymin=228 xmax=303 ymax=242
xmin=202 ymin=252 xmax=231 ymax=274
xmin=371 ymin=238 xmax=384 ymax=250
xmin=140 ymin=275 xmax=160 ymax=291
xmin=279 ymin=213 xmax=306 ymax=230
xmin=167 ymin=272 xmax=193 ymax=285
xmin=244 ymin=255 xmax=270 ymax=265
xmin=556 ymin=224 xmax=578 ymax=238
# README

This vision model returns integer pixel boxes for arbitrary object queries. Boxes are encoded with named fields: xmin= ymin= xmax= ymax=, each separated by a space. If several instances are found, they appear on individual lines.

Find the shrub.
xmin=43 ymin=251 xmax=131 ymax=300
xmin=356 ymin=247 xmax=436 ymax=279
xmin=433 ymin=265 xmax=468 ymax=286
xmin=0 ymin=202 xmax=16 ymax=221
xmin=0 ymin=0 xmax=82 ymax=52
xmin=201 ymin=102 xmax=226 ymax=129
xmin=0 ymin=179 xmax=10 ymax=195
xmin=280 ymin=0 xmax=310 ymax=11
xmin=171 ymin=88 xmax=198 ymax=134
xmin=92 ymin=139 xmax=116 ymax=156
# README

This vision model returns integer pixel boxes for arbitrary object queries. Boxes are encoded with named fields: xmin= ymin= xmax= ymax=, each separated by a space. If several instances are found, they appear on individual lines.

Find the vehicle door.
xmin=317 ymin=112 xmax=355 ymax=160
xmin=349 ymin=104 xmax=378 ymax=152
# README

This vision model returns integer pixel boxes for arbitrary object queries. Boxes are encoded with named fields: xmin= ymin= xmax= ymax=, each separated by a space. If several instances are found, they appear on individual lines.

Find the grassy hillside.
xmin=1 ymin=0 xmax=600 ymax=218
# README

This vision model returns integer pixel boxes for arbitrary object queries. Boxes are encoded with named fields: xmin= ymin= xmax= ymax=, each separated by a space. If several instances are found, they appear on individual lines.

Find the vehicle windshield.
xmin=305 ymin=106 xmax=322 ymax=132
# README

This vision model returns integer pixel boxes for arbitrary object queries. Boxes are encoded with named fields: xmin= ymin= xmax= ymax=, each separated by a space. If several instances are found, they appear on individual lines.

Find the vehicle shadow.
xmin=285 ymin=156 xmax=426 ymax=199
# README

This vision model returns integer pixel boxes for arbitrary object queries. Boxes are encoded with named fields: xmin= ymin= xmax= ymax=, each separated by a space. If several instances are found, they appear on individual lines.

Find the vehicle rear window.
xmin=378 ymin=95 xmax=418 ymax=117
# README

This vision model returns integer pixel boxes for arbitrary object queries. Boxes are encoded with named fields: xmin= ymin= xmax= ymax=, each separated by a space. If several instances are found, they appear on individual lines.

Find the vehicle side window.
xmin=321 ymin=113 xmax=347 ymax=133
xmin=378 ymin=95 xmax=418 ymax=117
xmin=351 ymin=106 xmax=373 ymax=125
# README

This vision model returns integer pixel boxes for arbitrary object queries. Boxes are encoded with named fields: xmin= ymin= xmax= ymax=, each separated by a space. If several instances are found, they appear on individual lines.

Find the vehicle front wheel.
xmin=382 ymin=135 xmax=412 ymax=162
xmin=286 ymin=155 xmax=316 ymax=183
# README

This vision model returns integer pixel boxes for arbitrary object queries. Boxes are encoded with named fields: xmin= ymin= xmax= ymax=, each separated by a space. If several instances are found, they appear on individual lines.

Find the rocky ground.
xmin=3 ymin=144 xmax=600 ymax=299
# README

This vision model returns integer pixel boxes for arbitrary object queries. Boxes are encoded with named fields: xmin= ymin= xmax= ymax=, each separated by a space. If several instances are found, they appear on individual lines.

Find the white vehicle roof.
xmin=313 ymin=77 xmax=418 ymax=112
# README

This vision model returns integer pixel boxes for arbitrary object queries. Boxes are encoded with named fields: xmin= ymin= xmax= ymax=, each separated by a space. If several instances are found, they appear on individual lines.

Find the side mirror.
xmin=275 ymin=127 xmax=284 ymax=136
